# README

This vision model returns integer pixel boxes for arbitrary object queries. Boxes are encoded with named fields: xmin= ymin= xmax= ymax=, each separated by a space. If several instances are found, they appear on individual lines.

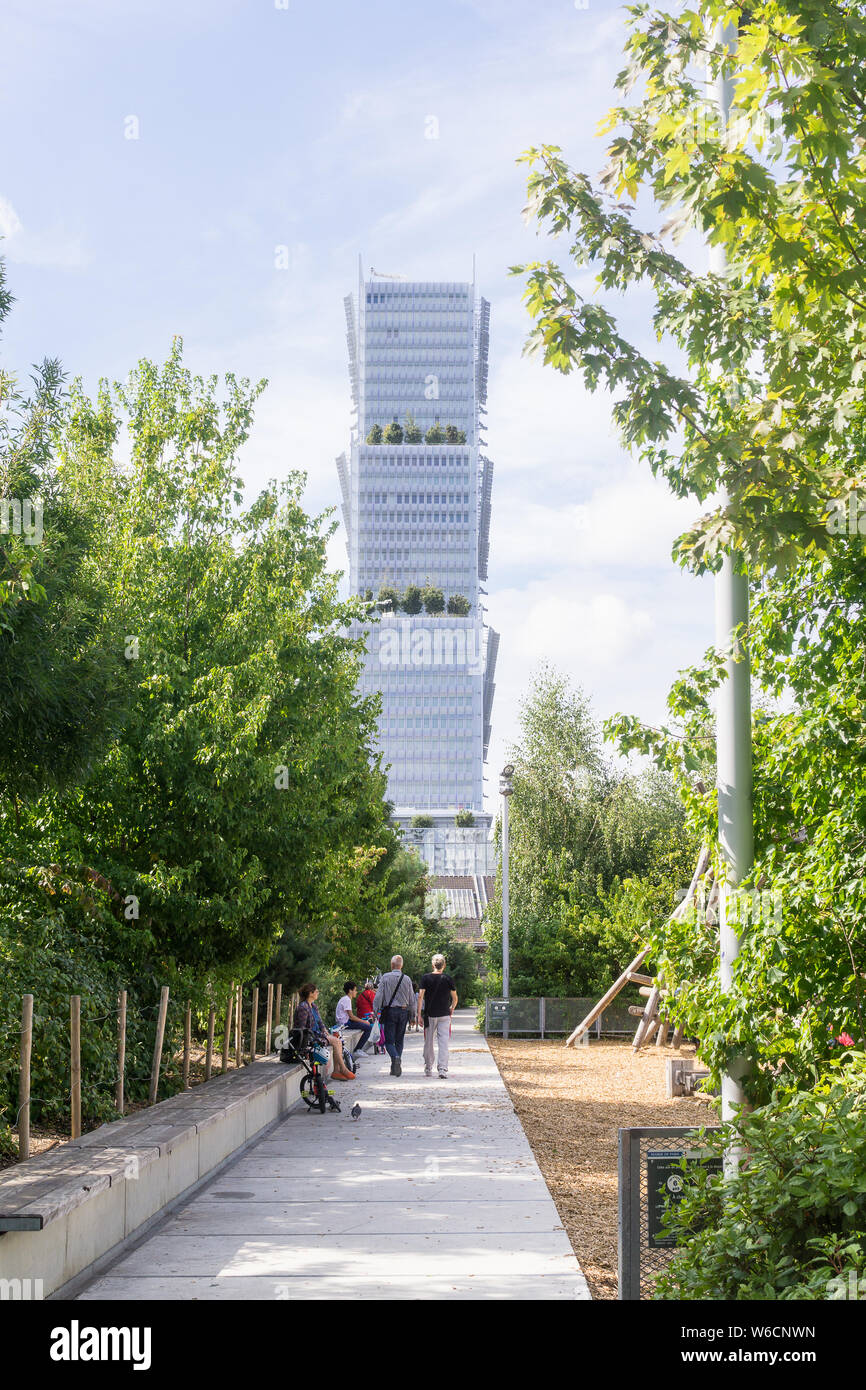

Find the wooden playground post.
xmin=250 ymin=986 xmax=260 ymax=1064
xmin=235 ymin=983 xmax=242 ymax=1067
xmin=149 ymin=986 xmax=170 ymax=1105
xmin=221 ymin=989 xmax=233 ymax=1075
xmin=19 ymin=994 xmax=33 ymax=1160
xmin=70 ymin=995 xmax=82 ymax=1139
xmin=182 ymin=1002 xmax=192 ymax=1089
xmin=265 ymin=982 xmax=274 ymax=1054
xmin=205 ymin=1006 xmax=216 ymax=1081
xmin=116 ymin=988 xmax=127 ymax=1114
xmin=564 ymin=946 xmax=650 ymax=1046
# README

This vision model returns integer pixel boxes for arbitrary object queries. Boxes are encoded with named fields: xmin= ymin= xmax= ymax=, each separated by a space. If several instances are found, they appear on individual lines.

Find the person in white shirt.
xmin=334 ymin=981 xmax=373 ymax=1054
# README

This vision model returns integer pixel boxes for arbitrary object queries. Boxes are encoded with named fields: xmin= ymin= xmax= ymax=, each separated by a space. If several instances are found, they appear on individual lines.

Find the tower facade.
xmin=336 ymin=269 xmax=498 ymax=874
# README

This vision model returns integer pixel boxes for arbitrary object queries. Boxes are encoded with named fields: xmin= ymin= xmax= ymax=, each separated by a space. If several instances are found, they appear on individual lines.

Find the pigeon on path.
xmin=351 ymin=1103 xmax=362 ymax=1120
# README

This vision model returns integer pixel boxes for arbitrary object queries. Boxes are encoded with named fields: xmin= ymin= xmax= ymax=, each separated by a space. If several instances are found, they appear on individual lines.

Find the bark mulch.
xmin=488 ymin=1036 xmax=714 ymax=1300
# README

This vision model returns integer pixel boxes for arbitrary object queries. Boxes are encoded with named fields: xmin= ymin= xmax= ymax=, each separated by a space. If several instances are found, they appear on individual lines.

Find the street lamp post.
xmin=710 ymin=22 xmax=754 ymax=1136
xmin=499 ymin=765 xmax=514 ymax=1038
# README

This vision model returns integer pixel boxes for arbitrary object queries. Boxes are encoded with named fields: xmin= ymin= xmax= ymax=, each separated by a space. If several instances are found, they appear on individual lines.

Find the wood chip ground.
xmin=488 ymin=1037 xmax=713 ymax=1300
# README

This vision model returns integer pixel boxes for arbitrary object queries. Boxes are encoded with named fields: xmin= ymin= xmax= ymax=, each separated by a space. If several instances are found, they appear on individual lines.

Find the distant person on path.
xmin=373 ymin=955 xmax=415 ymax=1076
xmin=335 ymin=981 xmax=373 ymax=1053
xmin=294 ymin=983 xmax=355 ymax=1081
xmin=417 ymin=955 xmax=458 ymax=1078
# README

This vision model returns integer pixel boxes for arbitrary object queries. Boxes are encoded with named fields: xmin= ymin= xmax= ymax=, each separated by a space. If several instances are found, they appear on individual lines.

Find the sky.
xmin=1 ymin=0 xmax=712 ymax=811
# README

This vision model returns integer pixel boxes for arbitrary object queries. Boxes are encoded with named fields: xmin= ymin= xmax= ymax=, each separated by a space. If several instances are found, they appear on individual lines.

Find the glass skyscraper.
xmin=336 ymin=266 xmax=498 ymax=874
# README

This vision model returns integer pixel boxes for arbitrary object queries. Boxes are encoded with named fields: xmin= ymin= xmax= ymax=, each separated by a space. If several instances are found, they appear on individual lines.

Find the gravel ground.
xmin=488 ymin=1036 xmax=714 ymax=1300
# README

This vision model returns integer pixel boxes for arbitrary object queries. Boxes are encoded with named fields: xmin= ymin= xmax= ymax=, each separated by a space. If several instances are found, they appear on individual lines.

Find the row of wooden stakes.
xmin=15 ymin=983 xmax=299 ymax=1161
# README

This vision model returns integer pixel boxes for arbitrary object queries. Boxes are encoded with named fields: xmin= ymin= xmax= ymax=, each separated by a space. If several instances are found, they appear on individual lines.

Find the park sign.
xmin=646 ymin=1149 xmax=722 ymax=1249
xmin=489 ymin=1001 xmax=510 ymax=1017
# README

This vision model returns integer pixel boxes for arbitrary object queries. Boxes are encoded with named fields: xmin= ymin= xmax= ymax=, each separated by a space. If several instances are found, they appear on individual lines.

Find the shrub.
xmin=365 ymin=424 xmax=382 ymax=444
xmin=404 ymin=414 xmax=423 ymax=444
xmin=424 ymin=423 xmax=444 ymax=444
xmin=421 ymin=585 xmax=445 ymax=615
xmin=411 ymin=814 xmax=433 ymax=828
xmin=383 ymin=421 xmax=403 ymax=444
xmin=654 ymin=1060 xmax=866 ymax=1301
xmin=447 ymin=594 xmax=471 ymax=616
xmin=445 ymin=424 xmax=466 ymax=443
xmin=455 ymin=810 xmax=475 ymax=827
xmin=377 ymin=584 xmax=401 ymax=612
xmin=402 ymin=584 xmax=423 ymax=615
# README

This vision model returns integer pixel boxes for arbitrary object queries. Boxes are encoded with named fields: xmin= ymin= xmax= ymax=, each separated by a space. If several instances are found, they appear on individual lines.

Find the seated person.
xmin=294 ymin=982 xmax=354 ymax=1081
xmin=335 ymin=980 xmax=373 ymax=1054
xmin=357 ymin=981 xmax=376 ymax=1019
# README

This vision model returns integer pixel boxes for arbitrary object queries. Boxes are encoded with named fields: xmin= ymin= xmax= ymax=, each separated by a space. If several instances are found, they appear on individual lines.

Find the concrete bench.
xmin=0 ymin=1056 xmax=302 ymax=1297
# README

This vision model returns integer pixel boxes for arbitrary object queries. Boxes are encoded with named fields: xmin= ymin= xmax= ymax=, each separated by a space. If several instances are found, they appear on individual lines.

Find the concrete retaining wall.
xmin=0 ymin=1057 xmax=302 ymax=1297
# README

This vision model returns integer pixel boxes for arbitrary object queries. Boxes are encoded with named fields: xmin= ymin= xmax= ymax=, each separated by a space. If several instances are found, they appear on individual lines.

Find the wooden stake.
xmin=274 ymin=983 xmax=282 ymax=1035
xmin=265 ymin=982 xmax=274 ymax=1054
xmin=250 ymin=986 xmax=259 ymax=1064
xmin=70 ymin=995 xmax=81 ymax=1139
xmin=182 ymin=1002 xmax=192 ymax=1089
xmin=643 ymin=1017 xmax=660 ymax=1046
xmin=149 ymin=986 xmax=170 ymax=1105
xmin=633 ymin=983 xmax=661 ymax=1051
xmin=655 ymin=1015 xmax=669 ymax=1047
xmin=671 ymin=1024 xmax=685 ymax=1050
xmin=19 ymin=994 xmax=33 ymax=1160
xmin=235 ymin=983 xmax=242 ymax=1068
xmin=205 ymin=1007 xmax=216 ymax=1081
xmin=221 ymin=989 xmax=233 ymax=1075
xmin=564 ymin=946 xmax=650 ymax=1046
xmin=116 ymin=988 xmax=127 ymax=1114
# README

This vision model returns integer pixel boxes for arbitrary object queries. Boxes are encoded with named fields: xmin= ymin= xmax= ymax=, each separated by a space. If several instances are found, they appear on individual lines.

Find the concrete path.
xmin=77 ymin=1011 xmax=590 ymax=1300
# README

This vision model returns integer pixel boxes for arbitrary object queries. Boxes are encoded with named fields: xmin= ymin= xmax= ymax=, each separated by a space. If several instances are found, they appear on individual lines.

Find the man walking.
xmin=373 ymin=955 xmax=416 ymax=1076
xmin=417 ymin=954 xmax=458 ymax=1078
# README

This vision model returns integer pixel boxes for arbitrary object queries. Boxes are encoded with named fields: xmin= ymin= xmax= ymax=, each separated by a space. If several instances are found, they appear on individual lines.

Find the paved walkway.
xmin=77 ymin=1011 xmax=589 ymax=1300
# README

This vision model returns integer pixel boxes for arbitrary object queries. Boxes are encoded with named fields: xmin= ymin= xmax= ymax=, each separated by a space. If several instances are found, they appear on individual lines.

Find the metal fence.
xmin=484 ymin=996 xmax=635 ymax=1038
xmin=618 ymin=1126 xmax=722 ymax=1300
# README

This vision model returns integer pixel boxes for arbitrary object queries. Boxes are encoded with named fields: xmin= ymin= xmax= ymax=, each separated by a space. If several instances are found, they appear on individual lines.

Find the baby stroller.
xmin=279 ymin=1027 xmax=341 ymax=1114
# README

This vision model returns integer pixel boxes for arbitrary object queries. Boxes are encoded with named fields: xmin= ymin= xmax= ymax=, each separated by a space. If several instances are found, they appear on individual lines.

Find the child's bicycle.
xmin=279 ymin=1027 xmax=341 ymax=1114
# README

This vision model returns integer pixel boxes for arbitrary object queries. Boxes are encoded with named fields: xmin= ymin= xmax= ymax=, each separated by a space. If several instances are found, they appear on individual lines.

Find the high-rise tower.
xmin=336 ymin=266 xmax=498 ymax=876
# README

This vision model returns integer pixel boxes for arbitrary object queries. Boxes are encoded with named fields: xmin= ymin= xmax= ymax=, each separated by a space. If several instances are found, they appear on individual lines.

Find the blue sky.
xmin=2 ymin=0 xmax=710 ymax=807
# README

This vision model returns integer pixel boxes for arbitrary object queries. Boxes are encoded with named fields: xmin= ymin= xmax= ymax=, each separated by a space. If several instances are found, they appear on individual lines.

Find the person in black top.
xmin=417 ymin=954 xmax=458 ymax=1078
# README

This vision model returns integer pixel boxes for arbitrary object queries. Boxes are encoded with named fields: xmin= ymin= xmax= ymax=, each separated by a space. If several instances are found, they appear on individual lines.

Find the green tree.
xmin=383 ymin=421 xmax=404 ymax=444
xmin=455 ymin=809 xmax=475 ymax=827
xmin=485 ymin=667 xmax=694 ymax=996
xmin=54 ymin=343 xmax=391 ymax=980
xmin=402 ymin=583 xmax=423 ymax=615
xmin=0 ymin=261 xmax=131 ymax=805
xmin=377 ymin=584 xmax=401 ymax=612
xmin=424 ymin=423 xmax=445 ymax=444
xmin=421 ymin=584 xmax=445 ymax=615
xmin=404 ymin=414 xmax=423 ymax=444
xmin=513 ymin=1 xmax=866 ymax=575
xmin=447 ymin=593 xmax=471 ymax=616
xmin=365 ymin=423 xmax=382 ymax=444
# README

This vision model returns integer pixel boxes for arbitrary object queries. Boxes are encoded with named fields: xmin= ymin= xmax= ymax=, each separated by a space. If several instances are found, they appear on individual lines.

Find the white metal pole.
xmin=711 ymin=21 xmax=754 ymax=1129
xmin=501 ymin=787 xmax=510 ymax=1039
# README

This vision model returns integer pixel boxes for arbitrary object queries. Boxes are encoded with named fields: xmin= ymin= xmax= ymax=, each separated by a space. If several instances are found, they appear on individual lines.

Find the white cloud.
xmin=0 ymin=194 xmax=89 ymax=269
